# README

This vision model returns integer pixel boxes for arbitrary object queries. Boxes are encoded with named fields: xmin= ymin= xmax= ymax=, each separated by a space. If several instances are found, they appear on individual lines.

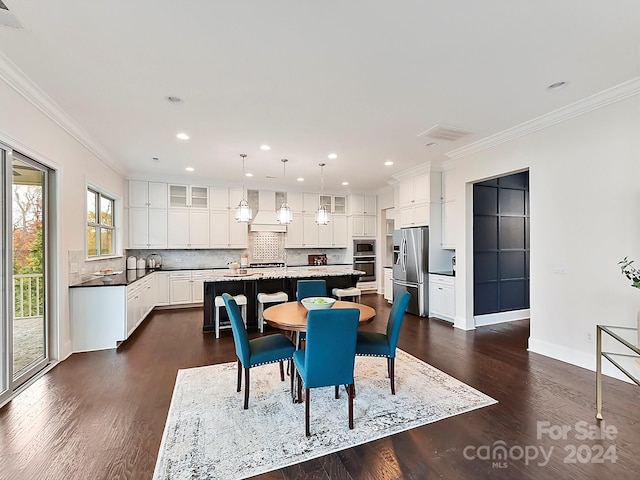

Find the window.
xmin=87 ymin=187 xmax=115 ymax=257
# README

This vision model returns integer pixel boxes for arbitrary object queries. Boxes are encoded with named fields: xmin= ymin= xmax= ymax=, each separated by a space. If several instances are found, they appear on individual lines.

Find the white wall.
xmin=0 ymin=78 xmax=125 ymax=360
xmin=452 ymin=87 xmax=640 ymax=376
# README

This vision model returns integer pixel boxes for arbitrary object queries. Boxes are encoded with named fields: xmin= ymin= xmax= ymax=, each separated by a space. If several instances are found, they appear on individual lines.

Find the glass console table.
xmin=596 ymin=325 xmax=640 ymax=419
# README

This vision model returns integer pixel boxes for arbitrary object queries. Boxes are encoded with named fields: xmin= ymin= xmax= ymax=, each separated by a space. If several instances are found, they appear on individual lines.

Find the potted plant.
xmin=619 ymin=256 xmax=640 ymax=344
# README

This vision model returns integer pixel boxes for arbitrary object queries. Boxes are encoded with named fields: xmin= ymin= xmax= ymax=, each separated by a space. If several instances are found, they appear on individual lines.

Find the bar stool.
xmin=215 ymin=294 xmax=247 ymax=338
xmin=257 ymin=291 xmax=289 ymax=333
xmin=332 ymin=287 xmax=362 ymax=303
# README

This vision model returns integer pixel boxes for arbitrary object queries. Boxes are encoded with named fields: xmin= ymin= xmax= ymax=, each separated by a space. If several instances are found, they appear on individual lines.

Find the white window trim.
xmin=86 ymin=183 xmax=122 ymax=260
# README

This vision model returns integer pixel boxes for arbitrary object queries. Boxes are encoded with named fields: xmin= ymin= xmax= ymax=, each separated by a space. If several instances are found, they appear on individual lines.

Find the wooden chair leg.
xmin=237 ymin=359 xmax=242 ymax=392
xmin=279 ymin=360 xmax=285 ymax=381
xmin=243 ymin=367 xmax=250 ymax=409
xmin=348 ymin=383 xmax=354 ymax=429
xmin=305 ymin=388 xmax=311 ymax=437
xmin=334 ymin=385 xmax=339 ymax=399
xmin=297 ymin=371 xmax=302 ymax=404
xmin=389 ymin=357 xmax=395 ymax=395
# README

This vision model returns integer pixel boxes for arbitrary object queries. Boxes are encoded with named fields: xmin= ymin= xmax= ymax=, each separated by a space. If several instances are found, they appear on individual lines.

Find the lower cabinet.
xmin=429 ymin=274 xmax=455 ymax=322
xmin=384 ymin=267 xmax=393 ymax=303
xmin=155 ymin=271 xmax=170 ymax=306
xmin=169 ymin=271 xmax=193 ymax=305
xmin=126 ymin=275 xmax=154 ymax=337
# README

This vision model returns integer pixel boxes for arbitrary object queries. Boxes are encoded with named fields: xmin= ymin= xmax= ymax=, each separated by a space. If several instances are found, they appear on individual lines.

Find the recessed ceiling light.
xmin=185 ymin=167 xmax=194 ymax=172
xmin=176 ymin=133 xmax=189 ymax=140
xmin=384 ymin=161 xmax=394 ymax=166
xmin=328 ymin=153 xmax=338 ymax=159
xmin=547 ymin=81 xmax=568 ymax=91
xmin=245 ymin=172 xmax=253 ymax=177
xmin=342 ymin=181 xmax=349 ymax=186
xmin=425 ymin=142 xmax=437 ymax=148
xmin=260 ymin=145 xmax=271 ymax=151
xmin=297 ymin=177 xmax=304 ymax=182
xmin=167 ymin=96 xmax=184 ymax=104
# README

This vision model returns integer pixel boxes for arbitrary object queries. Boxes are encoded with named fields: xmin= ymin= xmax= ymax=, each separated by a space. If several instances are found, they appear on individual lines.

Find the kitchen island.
xmin=203 ymin=266 xmax=363 ymax=332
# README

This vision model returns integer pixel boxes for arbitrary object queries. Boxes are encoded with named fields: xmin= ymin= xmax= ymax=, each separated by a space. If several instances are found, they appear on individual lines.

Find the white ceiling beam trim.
xmin=0 ymin=50 xmax=123 ymax=175
xmin=446 ymin=76 xmax=640 ymax=160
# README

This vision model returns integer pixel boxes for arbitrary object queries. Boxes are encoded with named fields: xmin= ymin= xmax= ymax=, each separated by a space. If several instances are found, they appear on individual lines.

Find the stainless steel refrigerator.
xmin=393 ymin=227 xmax=429 ymax=316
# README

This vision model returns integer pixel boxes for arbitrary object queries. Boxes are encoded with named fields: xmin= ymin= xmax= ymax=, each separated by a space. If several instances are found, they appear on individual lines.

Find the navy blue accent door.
xmin=473 ymin=172 xmax=529 ymax=315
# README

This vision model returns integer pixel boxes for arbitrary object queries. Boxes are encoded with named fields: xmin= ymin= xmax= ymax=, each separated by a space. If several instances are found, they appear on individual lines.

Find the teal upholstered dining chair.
xmin=296 ymin=279 xmax=327 ymax=300
xmin=355 ymin=288 xmax=411 ymax=394
xmin=222 ymin=293 xmax=296 ymax=409
xmin=293 ymin=308 xmax=360 ymax=436
xmin=295 ymin=279 xmax=327 ymax=345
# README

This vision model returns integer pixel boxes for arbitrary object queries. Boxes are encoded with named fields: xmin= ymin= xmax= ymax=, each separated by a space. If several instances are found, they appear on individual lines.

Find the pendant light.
xmin=235 ymin=154 xmax=252 ymax=223
xmin=276 ymin=158 xmax=293 ymax=225
xmin=316 ymin=163 xmax=329 ymax=225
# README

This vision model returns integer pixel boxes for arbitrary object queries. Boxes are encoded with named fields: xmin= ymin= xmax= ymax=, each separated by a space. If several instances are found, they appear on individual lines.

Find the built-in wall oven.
xmin=353 ymin=240 xmax=376 ymax=282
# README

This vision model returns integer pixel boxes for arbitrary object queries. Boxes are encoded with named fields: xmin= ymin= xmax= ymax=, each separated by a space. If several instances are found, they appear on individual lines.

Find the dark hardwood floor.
xmin=1 ymin=294 xmax=639 ymax=479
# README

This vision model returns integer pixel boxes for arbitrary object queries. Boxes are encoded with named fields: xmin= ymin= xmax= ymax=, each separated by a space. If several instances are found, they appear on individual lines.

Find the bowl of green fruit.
xmin=301 ymin=296 xmax=336 ymax=311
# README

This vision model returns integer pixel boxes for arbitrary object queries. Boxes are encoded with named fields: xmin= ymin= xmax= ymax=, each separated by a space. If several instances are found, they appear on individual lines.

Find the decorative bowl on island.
xmin=301 ymin=297 xmax=336 ymax=310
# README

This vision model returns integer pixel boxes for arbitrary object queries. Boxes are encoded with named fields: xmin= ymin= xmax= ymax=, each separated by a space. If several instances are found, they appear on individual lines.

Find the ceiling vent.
xmin=417 ymin=124 xmax=474 ymax=142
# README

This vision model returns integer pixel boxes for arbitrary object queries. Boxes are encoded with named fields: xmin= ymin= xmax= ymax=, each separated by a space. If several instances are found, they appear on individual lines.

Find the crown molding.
xmin=0 ymin=51 xmax=125 ymax=176
xmin=446 ymin=76 xmax=640 ymax=160
xmin=391 ymin=161 xmax=433 ymax=182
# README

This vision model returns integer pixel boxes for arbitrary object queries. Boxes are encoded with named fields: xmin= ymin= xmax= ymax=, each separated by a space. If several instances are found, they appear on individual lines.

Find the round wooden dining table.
xmin=263 ymin=300 xmax=376 ymax=332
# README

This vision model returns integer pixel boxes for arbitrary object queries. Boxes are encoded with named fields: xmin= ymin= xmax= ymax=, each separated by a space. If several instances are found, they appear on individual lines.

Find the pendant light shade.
xmin=276 ymin=159 xmax=292 ymax=225
xmin=236 ymin=154 xmax=252 ymax=223
xmin=316 ymin=163 xmax=329 ymax=225
xmin=277 ymin=203 xmax=293 ymax=224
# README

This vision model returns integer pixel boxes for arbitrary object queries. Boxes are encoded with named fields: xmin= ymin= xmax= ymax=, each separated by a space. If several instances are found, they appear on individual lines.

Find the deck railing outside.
xmin=13 ymin=273 xmax=44 ymax=319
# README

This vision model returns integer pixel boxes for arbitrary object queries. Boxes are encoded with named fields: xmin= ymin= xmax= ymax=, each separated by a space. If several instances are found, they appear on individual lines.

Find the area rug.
xmin=153 ymin=349 xmax=496 ymax=480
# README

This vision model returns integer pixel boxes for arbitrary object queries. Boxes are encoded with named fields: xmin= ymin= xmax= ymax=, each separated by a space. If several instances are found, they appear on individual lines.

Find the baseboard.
xmin=474 ymin=309 xmax=530 ymax=326
xmin=528 ymin=337 xmax=633 ymax=384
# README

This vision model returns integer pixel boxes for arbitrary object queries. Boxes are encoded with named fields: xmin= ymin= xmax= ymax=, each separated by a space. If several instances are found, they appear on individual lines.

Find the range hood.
xmin=250 ymin=190 xmax=287 ymax=232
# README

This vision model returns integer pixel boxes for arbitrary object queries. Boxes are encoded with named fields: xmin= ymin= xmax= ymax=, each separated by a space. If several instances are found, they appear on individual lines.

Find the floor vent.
xmin=417 ymin=124 xmax=474 ymax=142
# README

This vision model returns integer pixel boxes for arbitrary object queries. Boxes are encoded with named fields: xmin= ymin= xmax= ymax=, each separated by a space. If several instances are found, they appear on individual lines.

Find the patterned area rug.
xmin=153 ymin=349 xmax=497 ymax=480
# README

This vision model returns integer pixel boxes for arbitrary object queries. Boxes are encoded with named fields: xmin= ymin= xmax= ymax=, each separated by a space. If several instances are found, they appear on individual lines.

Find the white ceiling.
xmin=1 ymin=1 xmax=640 ymax=193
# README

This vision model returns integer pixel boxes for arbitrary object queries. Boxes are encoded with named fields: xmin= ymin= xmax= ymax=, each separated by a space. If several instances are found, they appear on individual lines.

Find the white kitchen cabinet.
xmin=429 ymin=274 xmax=455 ymax=322
xmin=399 ymin=203 xmax=430 ymax=228
xmin=129 ymin=207 xmax=168 ymax=249
xmin=169 ymin=271 xmax=193 ymax=304
xmin=441 ymin=168 xmax=456 ymax=248
xmin=191 ymin=270 xmax=213 ymax=304
xmin=398 ymin=172 xmax=431 ymax=228
xmin=303 ymin=213 xmax=319 ymax=246
xmin=319 ymin=194 xmax=347 ymax=214
xmin=303 ymin=193 xmax=319 ymax=213
xmin=155 ymin=271 xmax=170 ymax=306
xmin=332 ymin=215 xmax=348 ymax=247
xmin=168 ymin=184 xmax=209 ymax=209
xmin=442 ymin=201 xmax=457 ymax=249
xmin=286 ymin=192 xmax=304 ymax=212
xmin=384 ymin=267 xmax=393 ymax=303
xmin=285 ymin=212 xmax=304 ymax=247
xmin=352 ymin=214 xmax=377 ymax=237
xmin=316 ymin=213 xmax=348 ymax=247
xmin=167 ymin=209 xmax=210 ymax=248
xmin=399 ymin=173 xmax=430 ymax=207
xmin=128 ymin=181 xmax=167 ymax=208
xmin=210 ymin=209 xmax=248 ymax=248
xmin=126 ymin=275 xmax=154 ymax=336
xmin=348 ymin=194 xmax=377 ymax=215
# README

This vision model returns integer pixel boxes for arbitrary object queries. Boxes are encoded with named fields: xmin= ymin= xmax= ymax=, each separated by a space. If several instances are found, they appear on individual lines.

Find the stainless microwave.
xmin=353 ymin=239 xmax=375 ymax=256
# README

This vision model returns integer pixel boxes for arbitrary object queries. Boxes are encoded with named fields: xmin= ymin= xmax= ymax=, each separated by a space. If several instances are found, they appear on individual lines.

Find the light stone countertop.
xmin=204 ymin=266 xmax=364 ymax=282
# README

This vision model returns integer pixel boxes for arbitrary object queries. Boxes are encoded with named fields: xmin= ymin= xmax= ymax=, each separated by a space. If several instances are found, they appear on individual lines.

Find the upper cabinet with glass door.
xmin=168 ymin=184 xmax=209 ymax=209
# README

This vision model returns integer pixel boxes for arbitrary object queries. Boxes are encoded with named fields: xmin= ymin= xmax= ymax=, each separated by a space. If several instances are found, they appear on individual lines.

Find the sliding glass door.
xmin=1 ymin=145 xmax=51 ymax=403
